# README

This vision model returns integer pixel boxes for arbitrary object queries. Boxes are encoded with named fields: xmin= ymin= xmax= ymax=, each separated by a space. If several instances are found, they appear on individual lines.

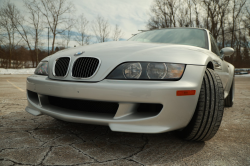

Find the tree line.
xmin=0 ymin=0 xmax=123 ymax=68
xmin=147 ymin=0 xmax=250 ymax=68
xmin=0 ymin=0 xmax=249 ymax=69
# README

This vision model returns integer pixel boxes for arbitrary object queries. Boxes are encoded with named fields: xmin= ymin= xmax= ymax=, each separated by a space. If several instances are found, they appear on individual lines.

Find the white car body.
xmin=26 ymin=28 xmax=234 ymax=134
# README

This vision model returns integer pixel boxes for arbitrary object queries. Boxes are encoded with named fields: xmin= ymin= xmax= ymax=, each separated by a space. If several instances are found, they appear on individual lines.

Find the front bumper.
xmin=26 ymin=65 xmax=205 ymax=133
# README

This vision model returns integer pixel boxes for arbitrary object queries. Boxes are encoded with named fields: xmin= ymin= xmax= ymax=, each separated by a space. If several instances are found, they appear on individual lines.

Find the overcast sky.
xmin=73 ymin=0 xmax=153 ymax=38
xmin=6 ymin=0 xmax=154 ymax=48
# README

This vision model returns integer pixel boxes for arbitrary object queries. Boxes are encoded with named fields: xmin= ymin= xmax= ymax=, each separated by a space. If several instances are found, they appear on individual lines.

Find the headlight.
xmin=147 ymin=63 xmax=167 ymax=79
xmin=34 ymin=61 xmax=49 ymax=75
xmin=123 ymin=63 xmax=142 ymax=79
xmin=107 ymin=62 xmax=185 ymax=80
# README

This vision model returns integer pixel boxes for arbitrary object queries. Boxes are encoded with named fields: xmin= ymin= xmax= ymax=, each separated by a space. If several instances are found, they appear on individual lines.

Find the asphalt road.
xmin=0 ymin=75 xmax=249 ymax=166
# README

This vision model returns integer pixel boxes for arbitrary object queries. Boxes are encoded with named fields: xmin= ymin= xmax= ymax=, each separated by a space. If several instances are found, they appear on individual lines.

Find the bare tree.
xmin=186 ymin=0 xmax=193 ymax=27
xmin=56 ymin=39 xmax=66 ymax=50
xmin=147 ymin=0 xmax=186 ymax=29
xmin=165 ymin=0 xmax=178 ymax=27
xmin=0 ymin=25 xmax=4 ymax=46
xmin=177 ymin=2 xmax=189 ymax=27
xmin=60 ymin=17 xmax=75 ymax=48
xmin=230 ymin=0 xmax=247 ymax=47
xmin=92 ymin=15 xmax=110 ymax=43
xmin=217 ymin=0 xmax=230 ymax=48
xmin=192 ymin=0 xmax=200 ymax=27
xmin=32 ymin=0 xmax=74 ymax=52
xmin=24 ymin=0 xmax=44 ymax=66
xmin=241 ymin=35 xmax=250 ymax=66
xmin=9 ymin=2 xmax=45 ymax=67
xmin=74 ymin=14 xmax=91 ymax=46
xmin=0 ymin=2 xmax=22 ymax=68
xmin=7 ymin=2 xmax=32 ymax=51
xmin=202 ymin=0 xmax=221 ymax=40
xmin=112 ymin=24 xmax=123 ymax=41
xmin=8 ymin=0 xmax=46 ymax=67
xmin=245 ymin=6 xmax=250 ymax=37
xmin=147 ymin=0 xmax=173 ymax=29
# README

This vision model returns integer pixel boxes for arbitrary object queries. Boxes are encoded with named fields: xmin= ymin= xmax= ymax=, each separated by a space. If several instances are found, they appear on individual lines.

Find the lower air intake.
xmin=48 ymin=96 xmax=119 ymax=114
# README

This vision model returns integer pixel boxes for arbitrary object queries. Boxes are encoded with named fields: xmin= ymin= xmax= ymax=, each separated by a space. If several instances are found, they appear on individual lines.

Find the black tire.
xmin=178 ymin=68 xmax=224 ymax=141
xmin=224 ymin=75 xmax=234 ymax=107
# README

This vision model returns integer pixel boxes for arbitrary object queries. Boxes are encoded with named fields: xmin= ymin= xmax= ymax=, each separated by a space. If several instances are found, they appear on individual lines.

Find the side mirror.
xmin=220 ymin=47 xmax=234 ymax=60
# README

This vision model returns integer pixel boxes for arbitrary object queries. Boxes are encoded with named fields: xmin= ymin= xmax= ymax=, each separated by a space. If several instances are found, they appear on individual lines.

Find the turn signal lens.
xmin=176 ymin=90 xmax=196 ymax=96
xmin=166 ymin=64 xmax=185 ymax=79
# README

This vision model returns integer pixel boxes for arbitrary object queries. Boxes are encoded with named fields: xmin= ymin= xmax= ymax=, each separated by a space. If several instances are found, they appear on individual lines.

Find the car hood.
xmin=48 ymin=41 xmax=210 ymax=82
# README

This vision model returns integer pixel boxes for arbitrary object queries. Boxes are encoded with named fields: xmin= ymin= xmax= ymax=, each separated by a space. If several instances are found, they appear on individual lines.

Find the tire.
xmin=224 ymin=75 xmax=234 ymax=107
xmin=178 ymin=68 xmax=224 ymax=141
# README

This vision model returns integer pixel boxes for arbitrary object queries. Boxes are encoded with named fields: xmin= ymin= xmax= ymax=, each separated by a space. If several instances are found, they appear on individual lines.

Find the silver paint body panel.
xmin=26 ymin=65 xmax=205 ymax=133
xmin=26 ymin=29 xmax=234 ymax=133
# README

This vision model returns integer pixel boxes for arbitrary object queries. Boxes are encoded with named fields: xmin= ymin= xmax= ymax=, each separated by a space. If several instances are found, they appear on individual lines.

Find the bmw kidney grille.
xmin=72 ymin=57 xmax=100 ymax=78
xmin=54 ymin=57 xmax=70 ymax=77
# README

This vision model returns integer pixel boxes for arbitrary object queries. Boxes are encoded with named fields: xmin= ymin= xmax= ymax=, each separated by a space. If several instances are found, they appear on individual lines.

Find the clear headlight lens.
xmin=34 ymin=61 xmax=48 ymax=75
xmin=107 ymin=62 xmax=185 ymax=80
xmin=123 ymin=63 xmax=142 ymax=79
xmin=147 ymin=63 xmax=167 ymax=79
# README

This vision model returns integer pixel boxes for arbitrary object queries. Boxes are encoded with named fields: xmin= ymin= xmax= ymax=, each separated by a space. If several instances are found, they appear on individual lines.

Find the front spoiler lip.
xmin=25 ymin=105 xmax=171 ymax=134
xmin=26 ymin=99 xmax=168 ymax=133
xmin=26 ymin=65 xmax=206 ymax=133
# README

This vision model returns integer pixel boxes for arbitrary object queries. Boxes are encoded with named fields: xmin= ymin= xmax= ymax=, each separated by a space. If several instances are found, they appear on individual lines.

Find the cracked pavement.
xmin=0 ymin=75 xmax=250 ymax=166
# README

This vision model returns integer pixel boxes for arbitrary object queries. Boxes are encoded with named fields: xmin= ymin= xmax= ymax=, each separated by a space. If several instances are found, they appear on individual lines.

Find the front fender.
xmin=223 ymin=61 xmax=234 ymax=98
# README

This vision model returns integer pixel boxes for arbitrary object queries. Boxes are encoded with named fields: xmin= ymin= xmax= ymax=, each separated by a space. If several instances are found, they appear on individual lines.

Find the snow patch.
xmin=235 ymin=74 xmax=250 ymax=77
xmin=0 ymin=68 xmax=35 ymax=75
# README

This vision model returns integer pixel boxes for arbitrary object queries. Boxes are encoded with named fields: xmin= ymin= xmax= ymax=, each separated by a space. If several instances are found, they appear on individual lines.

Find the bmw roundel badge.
xmin=74 ymin=51 xmax=84 ymax=56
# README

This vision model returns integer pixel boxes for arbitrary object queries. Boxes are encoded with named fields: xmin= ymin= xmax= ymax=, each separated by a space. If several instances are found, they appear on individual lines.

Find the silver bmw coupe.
xmin=26 ymin=28 xmax=235 ymax=141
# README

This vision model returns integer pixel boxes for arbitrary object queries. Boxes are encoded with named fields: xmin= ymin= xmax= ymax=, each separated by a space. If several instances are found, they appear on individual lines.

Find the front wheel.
xmin=178 ymin=68 xmax=224 ymax=141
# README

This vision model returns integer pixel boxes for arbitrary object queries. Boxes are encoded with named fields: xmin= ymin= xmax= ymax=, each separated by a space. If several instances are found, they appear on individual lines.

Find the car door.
xmin=209 ymin=33 xmax=230 ymax=89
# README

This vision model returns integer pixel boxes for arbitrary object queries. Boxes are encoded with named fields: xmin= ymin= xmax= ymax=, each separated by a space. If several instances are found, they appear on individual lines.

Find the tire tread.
xmin=179 ymin=68 xmax=224 ymax=141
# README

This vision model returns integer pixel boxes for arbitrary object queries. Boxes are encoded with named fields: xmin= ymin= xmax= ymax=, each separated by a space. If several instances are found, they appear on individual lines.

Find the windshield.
xmin=128 ymin=28 xmax=208 ymax=49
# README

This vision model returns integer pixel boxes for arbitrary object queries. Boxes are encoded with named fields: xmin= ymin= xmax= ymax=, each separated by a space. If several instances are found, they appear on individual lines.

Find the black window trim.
xmin=209 ymin=33 xmax=220 ymax=57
